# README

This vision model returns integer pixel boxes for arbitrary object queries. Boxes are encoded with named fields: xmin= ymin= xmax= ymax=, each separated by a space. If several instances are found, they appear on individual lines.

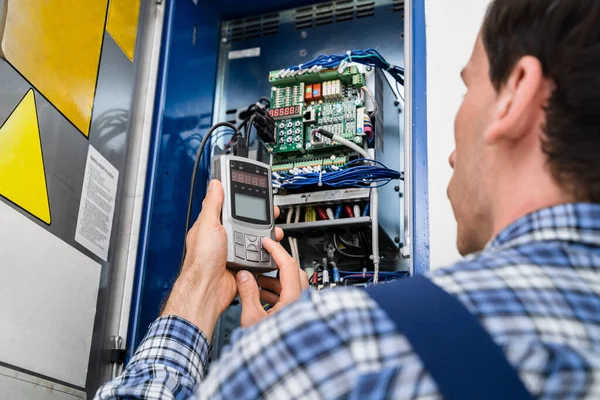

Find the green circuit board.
xmin=267 ymin=66 xmax=366 ymax=171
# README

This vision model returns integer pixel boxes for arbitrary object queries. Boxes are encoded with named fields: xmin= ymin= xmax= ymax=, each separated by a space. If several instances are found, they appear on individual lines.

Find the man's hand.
xmin=161 ymin=180 xmax=236 ymax=340
xmin=236 ymin=238 xmax=309 ymax=327
xmin=161 ymin=180 xmax=285 ymax=339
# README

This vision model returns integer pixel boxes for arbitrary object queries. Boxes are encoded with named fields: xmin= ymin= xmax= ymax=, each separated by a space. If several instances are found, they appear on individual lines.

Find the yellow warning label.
xmin=0 ymin=0 xmax=109 ymax=136
xmin=107 ymin=0 xmax=141 ymax=62
xmin=0 ymin=90 xmax=51 ymax=224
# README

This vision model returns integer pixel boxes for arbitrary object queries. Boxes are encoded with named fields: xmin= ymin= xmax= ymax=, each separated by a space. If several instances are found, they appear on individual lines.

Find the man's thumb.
xmin=236 ymin=271 xmax=266 ymax=327
xmin=199 ymin=180 xmax=224 ymax=224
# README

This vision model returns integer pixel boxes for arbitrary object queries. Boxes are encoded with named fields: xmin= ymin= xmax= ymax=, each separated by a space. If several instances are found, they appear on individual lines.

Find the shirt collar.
xmin=487 ymin=203 xmax=600 ymax=250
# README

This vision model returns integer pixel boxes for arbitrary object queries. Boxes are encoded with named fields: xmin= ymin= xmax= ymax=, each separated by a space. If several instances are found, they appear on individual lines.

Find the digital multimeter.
xmin=212 ymin=155 xmax=276 ymax=272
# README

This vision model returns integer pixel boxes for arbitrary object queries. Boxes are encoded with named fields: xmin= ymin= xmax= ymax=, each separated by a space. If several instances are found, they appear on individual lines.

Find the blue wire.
xmin=281 ymin=49 xmax=405 ymax=85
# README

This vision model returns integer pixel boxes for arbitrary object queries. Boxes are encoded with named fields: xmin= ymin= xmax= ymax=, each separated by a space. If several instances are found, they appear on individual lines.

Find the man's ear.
xmin=485 ymin=56 xmax=547 ymax=144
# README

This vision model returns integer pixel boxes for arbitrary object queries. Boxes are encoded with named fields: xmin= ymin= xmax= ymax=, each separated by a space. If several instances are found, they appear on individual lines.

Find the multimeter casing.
xmin=212 ymin=155 xmax=276 ymax=272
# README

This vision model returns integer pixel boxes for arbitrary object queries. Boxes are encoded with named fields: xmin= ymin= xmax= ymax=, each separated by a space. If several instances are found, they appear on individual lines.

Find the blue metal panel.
xmin=411 ymin=0 xmax=430 ymax=275
xmin=128 ymin=0 xmax=221 ymax=355
xmin=207 ymin=0 xmax=326 ymax=19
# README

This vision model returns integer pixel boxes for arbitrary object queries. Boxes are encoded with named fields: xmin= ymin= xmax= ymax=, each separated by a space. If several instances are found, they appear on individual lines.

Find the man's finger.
xmin=260 ymin=289 xmax=280 ymax=306
xmin=274 ymin=206 xmax=280 ymax=219
xmin=257 ymin=275 xmax=282 ymax=294
xmin=198 ymin=180 xmax=224 ymax=225
xmin=300 ymin=269 xmax=310 ymax=290
xmin=236 ymin=271 xmax=267 ymax=327
xmin=275 ymin=227 xmax=284 ymax=242
xmin=262 ymin=238 xmax=301 ymax=297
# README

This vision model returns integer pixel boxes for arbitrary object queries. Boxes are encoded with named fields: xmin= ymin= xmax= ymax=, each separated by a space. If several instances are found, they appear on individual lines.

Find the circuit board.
xmin=267 ymin=66 xmax=366 ymax=171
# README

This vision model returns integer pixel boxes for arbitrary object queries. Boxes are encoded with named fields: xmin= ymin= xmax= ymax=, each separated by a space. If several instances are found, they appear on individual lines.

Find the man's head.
xmin=448 ymin=0 xmax=600 ymax=256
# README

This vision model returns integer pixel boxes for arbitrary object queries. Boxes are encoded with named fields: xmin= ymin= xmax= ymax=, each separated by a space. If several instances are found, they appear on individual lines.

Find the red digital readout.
xmin=269 ymin=106 xmax=301 ymax=120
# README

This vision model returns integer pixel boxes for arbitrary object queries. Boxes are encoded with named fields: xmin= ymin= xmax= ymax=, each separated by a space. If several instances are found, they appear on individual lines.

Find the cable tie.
xmin=346 ymin=50 xmax=352 ymax=63
xmin=318 ymin=169 xmax=323 ymax=187
xmin=387 ymin=64 xmax=395 ymax=71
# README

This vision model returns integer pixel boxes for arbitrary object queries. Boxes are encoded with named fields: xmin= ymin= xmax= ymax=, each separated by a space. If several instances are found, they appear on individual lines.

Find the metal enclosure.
xmin=129 ymin=0 xmax=429 ymax=365
xmin=0 ymin=0 xmax=160 ymax=397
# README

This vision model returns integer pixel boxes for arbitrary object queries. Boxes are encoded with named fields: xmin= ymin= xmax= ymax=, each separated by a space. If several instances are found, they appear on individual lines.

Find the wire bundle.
xmin=272 ymin=159 xmax=402 ymax=190
xmin=275 ymin=49 xmax=405 ymax=85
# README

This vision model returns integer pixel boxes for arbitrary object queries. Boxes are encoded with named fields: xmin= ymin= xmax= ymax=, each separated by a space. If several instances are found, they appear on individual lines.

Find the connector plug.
xmin=232 ymin=133 xmax=248 ymax=158
xmin=252 ymin=106 xmax=276 ymax=143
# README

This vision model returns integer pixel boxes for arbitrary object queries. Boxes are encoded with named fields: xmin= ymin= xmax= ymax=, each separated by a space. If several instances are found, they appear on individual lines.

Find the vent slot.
xmin=392 ymin=0 xmax=405 ymax=14
xmin=225 ymin=13 xmax=280 ymax=43
xmin=295 ymin=0 xmax=376 ymax=30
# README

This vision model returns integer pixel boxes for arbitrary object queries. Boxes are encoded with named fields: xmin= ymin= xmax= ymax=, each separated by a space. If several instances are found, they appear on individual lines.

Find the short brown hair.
xmin=482 ymin=0 xmax=600 ymax=202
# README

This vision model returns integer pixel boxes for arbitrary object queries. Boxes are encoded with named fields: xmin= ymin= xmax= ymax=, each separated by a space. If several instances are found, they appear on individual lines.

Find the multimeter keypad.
xmin=234 ymin=232 xmax=244 ymax=246
xmin=233 ymin=232 xmax=271 ymax=263
xmin=235 ymin=245 xmax=246 ymax=260
xmin=247 ymin=251 xmax=260 ymax=262
xmin=260 ymin=249 xmax=270 ymax=262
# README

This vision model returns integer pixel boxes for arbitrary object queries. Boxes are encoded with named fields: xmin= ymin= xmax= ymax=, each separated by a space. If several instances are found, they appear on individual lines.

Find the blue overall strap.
xmin=365 ymin=275 xmax=533 ymax=400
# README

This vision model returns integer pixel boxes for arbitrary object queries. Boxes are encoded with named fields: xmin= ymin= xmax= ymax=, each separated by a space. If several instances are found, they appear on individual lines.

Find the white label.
xmin=75 ymin=146 xmax=119 ymax=261
xmin=228 ymin=47 xmax=261 ymax=60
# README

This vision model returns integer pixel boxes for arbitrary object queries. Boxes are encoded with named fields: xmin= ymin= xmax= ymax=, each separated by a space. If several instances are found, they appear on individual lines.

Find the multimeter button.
xmin=260 ymin=249 xmax=270 ymax=262
xmin=246 ymin=235 xmax=258 ymax=242
xmin=246 ymin=251 xmax=260 ymax=262
xmin=246 ymin=244 xmax=259 ymax=252
xmin=234 ymin=232 xmax=244 ymax=245
xmin=235 ymin=245 xmax=246 ymax=260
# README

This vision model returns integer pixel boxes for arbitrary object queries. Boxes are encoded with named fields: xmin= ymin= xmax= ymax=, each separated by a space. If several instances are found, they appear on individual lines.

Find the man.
xmin=97 ymin=0 xmax=600 ymax=398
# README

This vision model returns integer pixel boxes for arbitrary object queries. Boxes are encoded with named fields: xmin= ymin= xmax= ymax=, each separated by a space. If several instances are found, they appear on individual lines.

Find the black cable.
xmin=333 ymin=234 xmax=366 ymax=259
xmin=181 ymin=121 xmax=239 ymax=267
xmin=246 ymin=114 xmax=257 ymax=149
xmin=337 ymin=234 xmax=362 ymax=250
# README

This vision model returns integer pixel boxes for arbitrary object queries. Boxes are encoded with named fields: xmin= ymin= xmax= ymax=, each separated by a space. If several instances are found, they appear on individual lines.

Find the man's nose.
xmin=449 ymin=150 xmax=456 ymax=169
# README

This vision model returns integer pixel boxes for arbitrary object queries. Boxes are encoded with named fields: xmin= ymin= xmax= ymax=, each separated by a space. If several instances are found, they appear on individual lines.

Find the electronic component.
xmin=267 ymin=66 xmax=365 ymax=171
xmin=212 ymin=155 xmax=276 ymax=272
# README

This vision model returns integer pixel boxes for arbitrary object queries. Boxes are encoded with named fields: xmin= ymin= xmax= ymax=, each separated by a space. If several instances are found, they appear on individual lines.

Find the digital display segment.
xmin=234 ymin=193 xmax=267 ymax=222
xmin=231 ymin=170 xmax=268 ymax=188
xmin=269 ymin=105 xmax=302 ymax=120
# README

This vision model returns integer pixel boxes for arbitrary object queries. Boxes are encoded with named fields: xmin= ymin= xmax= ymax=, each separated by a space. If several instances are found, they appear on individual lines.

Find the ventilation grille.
xmin=392 ymin=0 xmax=405 ymax=15
xmin=296 ymin=0 xmax=376 ymax=30
xmin=226 ymin=13 xmax=280 ymax=42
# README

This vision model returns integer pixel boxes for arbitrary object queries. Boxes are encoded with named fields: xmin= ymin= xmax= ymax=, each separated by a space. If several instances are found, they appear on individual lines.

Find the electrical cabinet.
xmin=127 ymin=0 xmax=429 ymax=375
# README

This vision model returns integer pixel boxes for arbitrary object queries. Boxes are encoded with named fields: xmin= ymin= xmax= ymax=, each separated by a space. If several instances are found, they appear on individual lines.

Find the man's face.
xmin=448 ymin=35 xmax=498 ymax=255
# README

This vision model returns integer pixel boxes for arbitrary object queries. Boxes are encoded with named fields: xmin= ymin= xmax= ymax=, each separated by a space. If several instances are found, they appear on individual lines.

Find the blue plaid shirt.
xmin=96 ymin=204 xmax=600 ymax=399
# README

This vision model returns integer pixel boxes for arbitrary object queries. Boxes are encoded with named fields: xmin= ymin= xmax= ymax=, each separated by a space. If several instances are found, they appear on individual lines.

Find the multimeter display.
xmin=234 ymin=193 xmax=267 ymax=221
xmin=231 ymin=170 xmax=268 ymax=188
xmin=230 ymin=160 xmax=271 ymax=225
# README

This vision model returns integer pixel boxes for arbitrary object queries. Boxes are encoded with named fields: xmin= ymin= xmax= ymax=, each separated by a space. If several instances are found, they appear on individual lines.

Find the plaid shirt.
xmin=96 ymin=204 xmax=600 ymax=399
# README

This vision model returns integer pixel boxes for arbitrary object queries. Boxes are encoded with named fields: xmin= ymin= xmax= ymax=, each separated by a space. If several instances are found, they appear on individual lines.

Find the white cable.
xmin=353 ymin=205 xmax=361 ymax=218
xmin=326 ymin=207 xmax=335 ymax=220
xmin=292 ymin=207 xmax=301 ymax=266
xmin=361 ymin=86 xmax=377 ymax=116
xmin=287 ymin=208 xmax=297 ymax=263
xmin=321 ymin=132 xmax=381 ymax=284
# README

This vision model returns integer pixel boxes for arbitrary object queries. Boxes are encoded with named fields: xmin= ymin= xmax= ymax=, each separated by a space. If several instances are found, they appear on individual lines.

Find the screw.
xmin=394 ymin=237 xmax=400 ymax=243
xmin=301 ymin=31 xmax=308 ymax=39
xmin=394 ymin=100 xmax=400 ymax=106
xmin=394 ymin=186 xmax=400 ymax=192
xmin=300 ymin=49 xmax=307 ymax=57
